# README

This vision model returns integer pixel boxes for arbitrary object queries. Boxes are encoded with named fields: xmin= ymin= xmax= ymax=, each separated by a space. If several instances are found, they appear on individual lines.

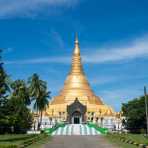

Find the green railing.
xmin=87 ymin=122 xmax=108 ymax=134
xmin=43 ymin=122 xmax=65 ymax=135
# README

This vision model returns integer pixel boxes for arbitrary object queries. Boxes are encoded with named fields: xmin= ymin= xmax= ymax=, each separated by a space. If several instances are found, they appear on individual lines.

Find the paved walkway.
xmin=44 ymin=136 xmax=118 ymax=148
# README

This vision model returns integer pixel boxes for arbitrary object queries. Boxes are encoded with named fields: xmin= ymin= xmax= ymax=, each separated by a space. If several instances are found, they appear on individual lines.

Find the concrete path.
xmin=44 ymin=136 xmax=118 ymax=148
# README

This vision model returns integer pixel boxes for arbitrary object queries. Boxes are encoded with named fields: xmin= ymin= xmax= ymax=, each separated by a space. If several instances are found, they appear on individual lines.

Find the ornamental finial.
xmin=75 ymin=32 xmax=79 ymax=44
xmin=74 ymin=33 xmax=80 ymax=55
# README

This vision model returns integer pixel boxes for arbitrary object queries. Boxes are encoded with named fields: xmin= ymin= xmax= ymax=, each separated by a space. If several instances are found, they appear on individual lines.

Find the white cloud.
xmin=0 ymin=0 xmax=78 ymax=18
xmin=98 ymin=88 xmax=143 ymax=111
xmin=6 ymin=56 xmax=70 ymax=65
xmin=90 ymin=76 xmax=118 ymax=85
xmin=5 ymin=34 xmax=148 ymax=65
xmin=49 ymin=30 xmax=65 ymax=48
xmin=82 ymin=35 xmax=148 ymax=63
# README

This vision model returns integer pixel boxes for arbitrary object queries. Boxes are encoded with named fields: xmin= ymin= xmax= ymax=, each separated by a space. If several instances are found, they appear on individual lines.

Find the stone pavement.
xmin=44 ymin=135 xmax=118 ymax=148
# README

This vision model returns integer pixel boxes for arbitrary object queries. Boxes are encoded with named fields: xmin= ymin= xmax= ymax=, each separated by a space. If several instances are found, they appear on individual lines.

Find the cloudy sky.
xmin=0 ymin=0 xmax=148 ymax=111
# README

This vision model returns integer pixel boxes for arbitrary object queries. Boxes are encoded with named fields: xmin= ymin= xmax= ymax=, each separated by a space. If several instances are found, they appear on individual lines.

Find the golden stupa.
xmin=46 ymin=34 xmax=116 ymax=123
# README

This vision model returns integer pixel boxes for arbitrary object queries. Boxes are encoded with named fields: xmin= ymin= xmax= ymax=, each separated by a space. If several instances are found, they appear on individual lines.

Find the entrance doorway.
xmin=67 ymin=98 xmax=87 ymax=124
xmin=72 ymin=111 xmax=81 ymax=124
xmin=74 ymin=116 xmax=80 ymax=124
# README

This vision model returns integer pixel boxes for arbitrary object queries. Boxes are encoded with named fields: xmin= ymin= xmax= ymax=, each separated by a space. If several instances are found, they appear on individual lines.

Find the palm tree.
xmin=10 ymin=80 xmax=31 ymax=106
xmin=37 ymin=89 xmax=50 ymax=128
xmin=28 ymin=73 xmax=51 ymax=129
xmin=28 ymin=74 xmax=46 ymax=98
xmin=8 ymin=80 xmax=31 ymax=133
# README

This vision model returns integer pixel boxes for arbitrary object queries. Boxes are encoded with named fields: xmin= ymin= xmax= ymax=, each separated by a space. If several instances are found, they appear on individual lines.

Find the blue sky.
xmin=0 ymin=0 xmax=148 ymax=111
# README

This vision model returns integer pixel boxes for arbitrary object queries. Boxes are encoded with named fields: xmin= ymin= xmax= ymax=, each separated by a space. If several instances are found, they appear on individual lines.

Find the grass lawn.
xmin=122 ymin=133 xmax=148 ymax=145
xmin=105 ymin=133 xmax=148 ymax=148
xmin=27 ymin=136 xmax=51 ymax=148
xmin=0 ymin=134 xmax=35 ymax=145
xmin=0 ymin=134 xmax=51 ymax=147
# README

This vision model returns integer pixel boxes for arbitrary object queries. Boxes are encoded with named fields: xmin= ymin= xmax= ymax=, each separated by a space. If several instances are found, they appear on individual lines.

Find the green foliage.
xmin=0 ymin=65 xmax=8 ymax=98
xmin=0 ymin=51 xmax=33 ymax=134
xmin=10 ymin=80 xmax=31 ymax=106
xmin=0 ymin=51 xmax=51 ymax=134
xmin=28 ymin=73 xmax=51 ymax=129
xmin=0 ymin=50 xmax=9 ymax=105
xmin=122 ymin=96 xmax=147 ymax=133
xmin=0 ymin=79 xmax=33 ymax=133
xmin=6 ymin=98 xmax=33 ymax=133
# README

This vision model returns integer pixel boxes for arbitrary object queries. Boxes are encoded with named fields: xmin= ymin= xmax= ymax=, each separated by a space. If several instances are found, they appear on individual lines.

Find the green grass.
xmin=0 ymin=134 xmax=36 ymax=145
xmin=0 ymin=134 xmax=51 ymax=147
xmin=105 ymin=133 xmax=148 ymax=148
xmin=27 ymin=135 xmax=51 ymax=148
xmin=121 ymin=133 xmax=148 ymax=145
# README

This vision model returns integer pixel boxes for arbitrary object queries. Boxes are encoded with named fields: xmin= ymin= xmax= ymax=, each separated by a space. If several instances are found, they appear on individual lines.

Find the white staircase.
xmin=52 ymin=124 xmax=101 ymax=136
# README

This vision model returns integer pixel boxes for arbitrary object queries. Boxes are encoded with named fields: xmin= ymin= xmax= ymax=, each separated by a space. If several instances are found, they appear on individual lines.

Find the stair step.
xmin=52 ymin=124 xmax=101 ymax=136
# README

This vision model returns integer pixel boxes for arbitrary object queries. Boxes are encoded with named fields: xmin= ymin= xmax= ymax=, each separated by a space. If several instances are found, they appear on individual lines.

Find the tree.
xmin=6 ymin=96 xmax=33 ymax=133
xmin=122 ymin=96 xmax=146 ymax=133
xmin=0 ymin=79 xmax=32 ymax=134
xmin=37 ymin=88 xmax=50 ymax=128
xmin=0 ymin=49 xmax=9 ymax=105
xmin=28 ymin=73 xmax=51 ymax=129
xmin=10 ymin=80 xmax=31 ymax=106
xmin=0 ymin=50 xmax=34 ymax=133
xmin=0 ymin=49 xmax=10 ymax=133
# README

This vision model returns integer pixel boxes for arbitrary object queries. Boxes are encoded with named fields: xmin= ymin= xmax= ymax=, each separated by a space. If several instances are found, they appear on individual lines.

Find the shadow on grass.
xmin=0 ymin=135 xmax=36 ymax=142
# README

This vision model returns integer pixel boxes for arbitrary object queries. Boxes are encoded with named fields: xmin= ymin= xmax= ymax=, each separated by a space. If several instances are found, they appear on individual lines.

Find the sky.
xmin=0 ymin=0 xmax=148 ymax=111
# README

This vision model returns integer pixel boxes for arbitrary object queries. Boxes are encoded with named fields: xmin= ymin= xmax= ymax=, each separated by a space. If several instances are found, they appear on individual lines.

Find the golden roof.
xmin=51 ymin=34 xmax=103 ymax=105
xmin=103 ymin=107 xmax=115 ymax=116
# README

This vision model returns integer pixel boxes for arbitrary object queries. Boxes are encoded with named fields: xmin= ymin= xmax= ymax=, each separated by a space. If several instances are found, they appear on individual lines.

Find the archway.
xmin=72 ymin=111 xmax=82 ymax=124
xmin=67 ymin=98 xmax=87 ymax=124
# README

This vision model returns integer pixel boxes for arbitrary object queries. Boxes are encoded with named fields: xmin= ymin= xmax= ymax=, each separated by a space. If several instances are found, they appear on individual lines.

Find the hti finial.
xmin=73 ymin=33 xmax=80 ymax=55
xmin=75 ymin=32 xmax=79 ymax=44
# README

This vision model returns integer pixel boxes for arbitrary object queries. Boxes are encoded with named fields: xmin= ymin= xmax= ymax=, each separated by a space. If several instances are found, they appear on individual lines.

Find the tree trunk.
xmin=37 ymin=110 xmax=40 ymax=130
xmin=39 ymin=111 xmax=43 ymax=130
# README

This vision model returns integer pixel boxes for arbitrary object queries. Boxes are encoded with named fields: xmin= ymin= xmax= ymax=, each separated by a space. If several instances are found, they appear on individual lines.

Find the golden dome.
xmin=51 ymin=34 xmax=103 ymax=105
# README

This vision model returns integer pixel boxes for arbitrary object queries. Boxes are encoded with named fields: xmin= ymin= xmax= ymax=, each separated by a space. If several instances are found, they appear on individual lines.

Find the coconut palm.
xmin=28 ymin=73 xmax=51 ymax=129
xmin=36 ymin=89 xmax=50 ymax=127
xmin=10 ymin=80 xmax=31 ymax=106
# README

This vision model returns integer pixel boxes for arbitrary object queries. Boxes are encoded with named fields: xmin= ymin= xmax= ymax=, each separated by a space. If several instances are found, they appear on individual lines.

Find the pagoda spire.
xmin=70 ymin=33 xmax=84 ymax=74
xmin=73 ymin=33 xmax=80 ymax=55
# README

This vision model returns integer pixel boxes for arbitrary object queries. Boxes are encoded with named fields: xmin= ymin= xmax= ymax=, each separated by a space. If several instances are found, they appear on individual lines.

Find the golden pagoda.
xmin=46 ymin=34 xmax=116 ymax=124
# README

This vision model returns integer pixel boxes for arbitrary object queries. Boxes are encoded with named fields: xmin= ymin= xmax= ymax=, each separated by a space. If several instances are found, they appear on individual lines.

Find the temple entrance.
xmin=67 ymin=98 xmax=87 ymax=124
xmin=72 ymin=111 xmax=82 ymax=124
xmin=74 ymin=117 xmax=80 ymax=124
